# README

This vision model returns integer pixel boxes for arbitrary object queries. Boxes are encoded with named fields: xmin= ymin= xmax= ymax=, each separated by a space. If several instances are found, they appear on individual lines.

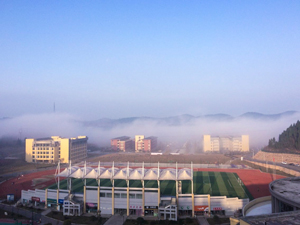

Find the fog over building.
xmin=203 ymin=135 xmax=249 ymax=152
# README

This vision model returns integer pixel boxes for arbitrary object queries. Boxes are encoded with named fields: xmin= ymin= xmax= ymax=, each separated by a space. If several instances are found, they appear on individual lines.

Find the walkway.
xmin=197 ymin=216 xmax=210 ymax=225
xmin=104 ymin=214 xmax=126 ymax=225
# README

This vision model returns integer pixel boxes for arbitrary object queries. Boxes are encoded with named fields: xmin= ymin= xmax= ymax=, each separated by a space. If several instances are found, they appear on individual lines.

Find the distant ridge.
xmin=238 ymin=111 xmax=298 ymax=120
xmin=81 ymin=111 xmax=299 ymax=129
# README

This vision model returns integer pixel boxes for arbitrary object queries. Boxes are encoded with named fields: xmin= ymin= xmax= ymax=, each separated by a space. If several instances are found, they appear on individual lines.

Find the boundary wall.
xmin=244 ymin=160 xmax=300 ymax=176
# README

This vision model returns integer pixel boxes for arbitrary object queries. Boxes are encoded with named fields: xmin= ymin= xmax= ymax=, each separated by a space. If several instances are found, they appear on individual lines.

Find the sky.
xmin=1 ymin=1 xmax=300 ymax=120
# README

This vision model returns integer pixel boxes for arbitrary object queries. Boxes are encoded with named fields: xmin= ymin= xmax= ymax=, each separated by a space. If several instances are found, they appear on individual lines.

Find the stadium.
xmin=17 ymin=161 xmax=280 ymax=220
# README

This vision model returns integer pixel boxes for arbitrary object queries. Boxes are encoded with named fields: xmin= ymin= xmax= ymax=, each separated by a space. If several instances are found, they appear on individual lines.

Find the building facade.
xmin=135 ymin=135 xmax=158 ymax=152
xmin=135 ymin=135 xmax=145 ymax=151
xmin=111 ymin=136 xmax=133 ymax=152
xmin=203 ymin=135 xmax=249 ymax=152
xmin=143 ymin=136 xmax=158 ymax=152
xmin=25 ymin=136 xmax=88 ymax=164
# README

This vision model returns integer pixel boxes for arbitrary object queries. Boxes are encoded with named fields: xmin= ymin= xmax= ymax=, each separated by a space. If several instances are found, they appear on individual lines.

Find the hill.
xmin=266 ymin=120 xmax=300 ymax=153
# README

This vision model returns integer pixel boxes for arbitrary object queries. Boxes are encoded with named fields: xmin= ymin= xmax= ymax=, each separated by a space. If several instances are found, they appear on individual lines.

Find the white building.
xmin=203 ymin=135 xmax=249 ymax=152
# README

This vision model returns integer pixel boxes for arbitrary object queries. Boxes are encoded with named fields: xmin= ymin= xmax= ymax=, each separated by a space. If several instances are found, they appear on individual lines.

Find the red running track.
xmin=0 ymin=168 xmax=285 ymax=200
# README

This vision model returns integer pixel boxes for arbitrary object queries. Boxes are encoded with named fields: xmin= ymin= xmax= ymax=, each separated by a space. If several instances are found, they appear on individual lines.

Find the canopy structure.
xmin=56 ymin=161 xmax=193 ymax=181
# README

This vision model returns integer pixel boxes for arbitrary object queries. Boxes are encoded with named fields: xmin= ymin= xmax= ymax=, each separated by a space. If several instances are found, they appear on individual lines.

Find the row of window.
xmin=33 ymin=151 xmax=54 ymax=155
xmin=99 ymin=192 xmax=142 ymax=199
xmin=34 ymin=143 xmax=50 ymax=147
xmin=32 ymin=155 xmax=54 ymax=159
xmin=33 ymin=147 xmax=61 ymax=150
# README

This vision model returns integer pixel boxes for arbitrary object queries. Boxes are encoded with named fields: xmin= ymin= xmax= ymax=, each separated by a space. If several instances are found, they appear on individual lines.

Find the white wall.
xmin=145 ymin=192 xmax=158 ymax=206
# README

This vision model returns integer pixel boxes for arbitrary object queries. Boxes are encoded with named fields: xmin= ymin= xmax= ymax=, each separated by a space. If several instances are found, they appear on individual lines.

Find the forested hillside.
xmin=267 ymin=121 xmax=300 ymax=153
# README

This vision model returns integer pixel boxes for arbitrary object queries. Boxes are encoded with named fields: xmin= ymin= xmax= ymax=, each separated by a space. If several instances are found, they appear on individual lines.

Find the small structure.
xmin=63 ymin=194 xmax=83 ymax=216
xmin=159 ymin=197 xmax=177 ymax=220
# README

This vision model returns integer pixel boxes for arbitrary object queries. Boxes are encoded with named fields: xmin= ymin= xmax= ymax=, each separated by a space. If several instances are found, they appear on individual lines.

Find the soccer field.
xmin=47 ymin=171 xmax=253 ymax=200
xmin=160 ymin=171 xmax=253 ymax=200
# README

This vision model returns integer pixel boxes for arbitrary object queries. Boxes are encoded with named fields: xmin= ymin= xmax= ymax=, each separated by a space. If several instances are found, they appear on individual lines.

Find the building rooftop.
xmin=240 ymin=210 xmax=300 ymax=225
xmin=144 ymin=136 xmax=157 ymax=140
xmin=35 ymin=137 xmax=54 ymax=141
xmin=270 ymin=177 xmax=300 ymax=207
xmin=112 ymin=136 xmax=131 ymax=141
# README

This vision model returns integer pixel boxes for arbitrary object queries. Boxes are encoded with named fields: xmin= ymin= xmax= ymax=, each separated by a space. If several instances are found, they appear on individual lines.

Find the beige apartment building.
xmin=135 ymin=135 xmax=145 ymax=151
xmin=203 ymin=135 xmax=249 ymax=152
xmin=25 ymin=136 xmax=88 ymax=164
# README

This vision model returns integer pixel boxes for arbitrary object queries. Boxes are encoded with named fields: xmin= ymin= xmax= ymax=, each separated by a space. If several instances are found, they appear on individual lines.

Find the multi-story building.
xmin=25 ymin=136 xmax=88 ymax=164
xmin=111 ymin=136 xmax=133 ymax=151
xmin=135 ymin=135 xmax=145 ymax=151
xmin=143 ymin=136 xmax=158 ymax=152
xmin=135 ymin=135 xmax=157 ymax=152
xmin=203 ymin=135 xmax=249 ymax=152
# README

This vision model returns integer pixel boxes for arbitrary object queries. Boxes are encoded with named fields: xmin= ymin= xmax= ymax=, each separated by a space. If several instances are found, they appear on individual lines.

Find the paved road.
xmin=244 ymin=155 xmax=300 ymax=172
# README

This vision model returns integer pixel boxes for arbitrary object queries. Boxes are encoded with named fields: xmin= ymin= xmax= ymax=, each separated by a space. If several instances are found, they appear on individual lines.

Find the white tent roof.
xmin=55 ymin=165 xmax=193 ymax=181
xmin=129 ymin=169 xmax=143 ymax=180
xmin=95 ymin=167 xmax=107 ymax=176
xmin=70 ymin=168 xmax=84 ymax=178
xmin=159 ymin=168 xmax=176 ymax=180
xmin=114 ymin=168 xmax=128 ymax=179
xmin=144 ymin=168 xmax=158 ymax=180
xmin=84 ymin=169 xmax=99 ymax=179
xmin=178 ymin=168 xmax=192 ymax=180
xmin=56 ymin=166 xmax=80 ymax=177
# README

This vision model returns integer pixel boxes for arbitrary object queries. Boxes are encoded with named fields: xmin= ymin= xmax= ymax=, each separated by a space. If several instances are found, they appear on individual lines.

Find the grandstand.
xmin=21 ymin=162 xmax=251 ymax=220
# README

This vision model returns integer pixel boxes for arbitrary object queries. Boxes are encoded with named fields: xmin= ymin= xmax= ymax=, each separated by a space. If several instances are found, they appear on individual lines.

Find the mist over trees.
xmin=268 ymin=120 xmax=300 ymax=152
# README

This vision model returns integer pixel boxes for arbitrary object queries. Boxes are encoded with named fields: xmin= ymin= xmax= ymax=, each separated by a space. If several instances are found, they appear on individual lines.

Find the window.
xmin=51 ymin=156 xmax=53 ymax=158
xmin=136 ymin=194 xmax=142 ymax=199
xmin=32 ymin=148 xmax=35 ymax=150
xmin=121 ymin=193 xmax=127 ymax=198
xmin=32 ymin=156 xmax=35 ymax=158
xmin=129 ymin=194 xmax=135 ymax=199
xmin=106 ymin=193 xmax=112 ymax=198
xmin=114 ymin=193 xmax=120 ymax=198
xmin=100 ymin=193 xmax=105 ymax=197
xmin=32 ymin=151 xmax=35 ymax=154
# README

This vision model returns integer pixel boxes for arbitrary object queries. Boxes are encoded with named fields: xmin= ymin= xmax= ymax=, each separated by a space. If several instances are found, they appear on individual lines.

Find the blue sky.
xmin=1 ymin=1 xmax=300 ymax=119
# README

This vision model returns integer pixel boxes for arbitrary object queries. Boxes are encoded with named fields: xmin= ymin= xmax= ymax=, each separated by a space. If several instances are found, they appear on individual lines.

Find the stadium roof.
xmin=56 ymin=165 xmax=192 ymax=181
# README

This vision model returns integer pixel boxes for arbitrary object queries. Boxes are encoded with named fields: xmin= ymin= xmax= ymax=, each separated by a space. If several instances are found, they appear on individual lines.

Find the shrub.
xmin=137 ymin=217 xmax=146 ymax=225
xmin=185 ymin=217 xmax=193 ymax=224
xmin=213 ymin=215 xmax=220 ymax=222
xmin=63 ymin=219 xmax=72 ymax=225
xmin=90 ymin=216 xmax=97 ymax=221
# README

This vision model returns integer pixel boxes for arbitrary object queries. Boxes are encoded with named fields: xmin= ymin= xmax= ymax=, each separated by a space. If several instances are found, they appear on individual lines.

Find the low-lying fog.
xmin=1 ymin=112 xmax=300 ymax=149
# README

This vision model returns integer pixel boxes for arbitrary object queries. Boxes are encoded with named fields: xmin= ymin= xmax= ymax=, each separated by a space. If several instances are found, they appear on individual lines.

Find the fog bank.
xmin=1 ymin=112 xmax=300 ymax=149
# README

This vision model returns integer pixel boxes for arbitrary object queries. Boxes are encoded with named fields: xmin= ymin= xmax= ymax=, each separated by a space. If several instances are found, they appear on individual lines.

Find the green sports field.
xmin=159 ymin=172 xmax=252 ymax=200
xmin=47 ymin=171 xmax=252 ymax=200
